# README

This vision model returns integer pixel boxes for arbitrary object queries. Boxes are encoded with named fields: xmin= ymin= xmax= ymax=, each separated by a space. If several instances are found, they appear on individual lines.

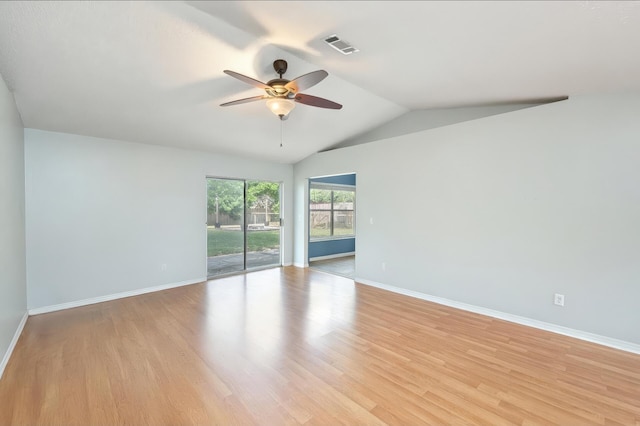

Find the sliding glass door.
xmin=206 ymin=178 xmax=281 ymax=278
xmin=206 ymin=178 xmax=245 ymax=276
xmin=246 ymin=180 xmax=281 ymax=270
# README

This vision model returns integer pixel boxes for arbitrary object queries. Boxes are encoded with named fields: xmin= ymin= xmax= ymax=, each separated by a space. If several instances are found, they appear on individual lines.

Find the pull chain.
xmin=280 ymin=116 xmax=283 ymax=148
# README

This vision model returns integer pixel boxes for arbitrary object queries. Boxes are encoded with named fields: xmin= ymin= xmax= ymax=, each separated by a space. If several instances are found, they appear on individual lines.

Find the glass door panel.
xmin=207 ymin=178 xmax=245 ymax=277
xmin=207 ymin=178 xmax=281 ymax=278
xmin=246 ymin=181 xmax=281 ymax=270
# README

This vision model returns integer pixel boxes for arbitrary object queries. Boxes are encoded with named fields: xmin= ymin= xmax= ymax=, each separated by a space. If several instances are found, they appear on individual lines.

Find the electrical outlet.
xmin=381 ymin=262 xmax=386 ymax=272
xmin=161 ymin=263 xmax=167 ymax=272
xmin=554 ymin=293 xmax=565 ymax=306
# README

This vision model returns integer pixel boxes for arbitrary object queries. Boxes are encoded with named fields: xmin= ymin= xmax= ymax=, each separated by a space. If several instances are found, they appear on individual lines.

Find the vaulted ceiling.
xmin=1 ymin=1 xmax=639 ymax=163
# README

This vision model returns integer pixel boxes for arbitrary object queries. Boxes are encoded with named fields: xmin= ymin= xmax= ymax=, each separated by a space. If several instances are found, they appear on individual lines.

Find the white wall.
xmin=334 ymin=102 xmax=543 ymax=149
xmin=25 ymin=129 xmax=293 ymax=310
xmin=0 ymin=73 xmax=27 ymax=374
xmin=294 ymin=93 xmax=640 ymax=345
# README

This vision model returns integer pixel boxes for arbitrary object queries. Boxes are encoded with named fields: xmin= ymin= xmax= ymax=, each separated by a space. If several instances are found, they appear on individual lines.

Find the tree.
xmin=247 ymin=181 xmax=280 ymax=214
xmin=310 ymin=188 xmax=331 ymax=205
xmin=207 ymin=180 xmax=280 ymax=225
xmin=247 ymin=181 xmax=280 ymax=225
xmin=207 ymin=179 xmax=244 ymax=221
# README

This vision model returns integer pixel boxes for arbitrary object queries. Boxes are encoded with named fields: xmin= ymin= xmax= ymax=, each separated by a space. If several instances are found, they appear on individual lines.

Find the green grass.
xmin=310 ymin=227 xmax=354 ymax=239
xmin=334 ymin=227 xmax=355 ymax=236
xmin=207 ymin=228 xmax=280 ymax=256
xmin=310 ymin=228 xmax=331 ymax=238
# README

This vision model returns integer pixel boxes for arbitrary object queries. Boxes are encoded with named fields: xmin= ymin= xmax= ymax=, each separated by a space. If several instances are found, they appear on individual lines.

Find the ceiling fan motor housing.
xmin=273 ymin=59 xmax=288 ymax=77
xmin=265 ymin=79 xmax=291 ymax=97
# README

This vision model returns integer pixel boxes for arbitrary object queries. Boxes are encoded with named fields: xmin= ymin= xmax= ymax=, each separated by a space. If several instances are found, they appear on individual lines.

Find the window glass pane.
xmin=310 ymin=188 xmax=332 ymax=209
xmin=207 ymin=178 xmax=245 ymax=276
xmin=309 ymin=184 xmax=355 ymax=240
xmin=332 ymin=190 xmax=354 ymax=207
xmin=246 ymin=180 xmax=281 ymax=270
xmin=333 ymin=211 xmax=354 ymax=236
xmin=310 ymin=211 xmax=331 ymax=238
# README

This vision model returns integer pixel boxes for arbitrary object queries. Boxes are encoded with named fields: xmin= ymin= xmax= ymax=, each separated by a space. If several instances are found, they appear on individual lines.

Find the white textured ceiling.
xmin=1 ymin=1 xmax=639 ymax=163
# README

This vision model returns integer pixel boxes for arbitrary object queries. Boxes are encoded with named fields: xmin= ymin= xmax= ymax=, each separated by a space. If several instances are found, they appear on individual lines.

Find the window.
xmin=309 ymin=183 xmax=355 ymax=240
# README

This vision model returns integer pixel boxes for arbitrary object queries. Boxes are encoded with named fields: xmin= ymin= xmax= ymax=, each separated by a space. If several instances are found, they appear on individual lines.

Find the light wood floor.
xmin=1 ymin=267 xmax=639 ymax=425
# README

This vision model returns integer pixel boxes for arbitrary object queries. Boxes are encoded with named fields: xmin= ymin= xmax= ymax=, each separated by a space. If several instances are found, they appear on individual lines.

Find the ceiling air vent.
xmin=324 ymin=34 xmax=359 ymax=55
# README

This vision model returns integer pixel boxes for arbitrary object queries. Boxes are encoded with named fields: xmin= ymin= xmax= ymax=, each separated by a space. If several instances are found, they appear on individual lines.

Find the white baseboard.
xmin=0 ymin=312 xmax=28 ymax=380
xmin=282 ymin=262 xmax=293 ymax=267
xmin=309 ymin=251 xmax=355 ymax=262
xmin=28 ymin=277 xmax=206 ymax=316
xmin=355 ymin=277 xmax=640 ymax=355
xmin=293 ymin=262 xmax=308 ymax=268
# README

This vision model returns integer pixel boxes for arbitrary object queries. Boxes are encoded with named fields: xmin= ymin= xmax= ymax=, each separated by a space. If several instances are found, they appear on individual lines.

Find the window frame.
xmin=309 ymin=182 xmax=356 ymax=241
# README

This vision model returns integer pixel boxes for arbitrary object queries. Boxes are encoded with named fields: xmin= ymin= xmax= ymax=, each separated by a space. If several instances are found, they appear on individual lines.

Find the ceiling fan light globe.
xmin=266 ymin=97 xmax=296 ymax=117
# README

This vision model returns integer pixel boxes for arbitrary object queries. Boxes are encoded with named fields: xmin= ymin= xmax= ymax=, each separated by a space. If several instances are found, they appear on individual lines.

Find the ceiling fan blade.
xmin=285 ymin=70 xmax=328 ymax=93
xmin=223 ymin=70 xmax=270 ymax=90
xmin=220 ymin=95 xmax=267 ymax=107
xmin=294 ymin=93 xmax=342 ymax=110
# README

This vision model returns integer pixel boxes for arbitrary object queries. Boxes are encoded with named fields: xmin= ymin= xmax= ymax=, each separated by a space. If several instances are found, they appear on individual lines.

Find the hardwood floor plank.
xmin=1 ymin=267 xmax=639 ymax=425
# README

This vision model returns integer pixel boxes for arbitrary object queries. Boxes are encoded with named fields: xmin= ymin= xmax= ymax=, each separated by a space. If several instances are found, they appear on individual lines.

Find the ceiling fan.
xmin=220 ymin=59 xmax=342 ymax=120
